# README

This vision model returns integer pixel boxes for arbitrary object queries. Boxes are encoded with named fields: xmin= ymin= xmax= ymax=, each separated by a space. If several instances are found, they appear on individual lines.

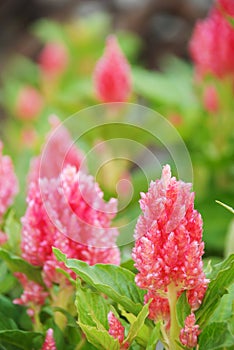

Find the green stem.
xmin=168 ymin=283 xmax=180 ymax=350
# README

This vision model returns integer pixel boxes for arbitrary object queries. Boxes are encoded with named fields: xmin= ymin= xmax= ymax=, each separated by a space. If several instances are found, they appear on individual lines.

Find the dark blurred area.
xmin=0 ymin=0 xmax=212 ymax=70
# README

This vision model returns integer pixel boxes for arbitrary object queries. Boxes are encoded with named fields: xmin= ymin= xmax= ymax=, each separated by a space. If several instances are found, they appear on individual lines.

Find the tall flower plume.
xmin=21 ymin=120 xmax=120 ymax=288
xmin=93 ymin=35 xmax=132 ymax=103
xmin=190 ymin=3 xmax=234 ymax=79
xmin=0 ymin=141 xmax=18 ymax=221
xmin=41 ymin=328 xmax=57 ymax=350
xmin=108 ymin=312 xmax=129 ymax=349
xmin=132 ymin=165 xmax=208 ymax=347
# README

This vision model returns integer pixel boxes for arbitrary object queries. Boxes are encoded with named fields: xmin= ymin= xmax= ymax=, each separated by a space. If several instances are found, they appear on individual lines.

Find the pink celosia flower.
xmin=21 ymin=165 xmax=120 ymax=286
xmin=93 ymin=35 xmax=132 ymax=102
xmin=39 ymin=42 xmax=68 ymax=77
xmin=15 ymin=86 xmax=43 ymax=121
xmin=203 ymin=85 xmax=219 ymax=113
xmin=41 ymin=328 xmax=57 ymax=350
xmin=28 ymin=115 xmax=84 ymax=183
xmin=132 ymin=165 xmax=208 ymax=322
xmin=13 ymin=273 xmax=48 ymax=309
xmin=0 ymin=142 xmax=18 ymax=221
xmin=218 ymin=0 xmax=234 ymax=17
xmin=180 ymin=313 xmax=201 ymax=348
xmin=108 ymin=312 xmax=129 ymax=349
xmin=190 ymin=6 xmax=234 ymax=79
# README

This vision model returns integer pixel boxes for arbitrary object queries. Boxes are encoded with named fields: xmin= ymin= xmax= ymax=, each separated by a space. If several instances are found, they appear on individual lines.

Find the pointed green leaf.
xmin=79 ymin=323 xmax=120 ymax=350
xmin=199 ymin=322 xmax=234 ymax=350
xmin=196 ymin=254 xmax=234 ymax=328
xmin=216 ymin=201 xmax=234 ymax=214
xmin=176 ymin=292 xmax=191 ymax=328
xmin=76 ymin=280 xmax=109 ymax=329
xmin=0 ymin=248 xmax=44 ymax=286
xmin=124 ymin=302 xmax=149 ymax=346
xmin=53 ymin=248 xmax=145 ymax=315
xmin=146 ymin=322 xmax=161 ymax=350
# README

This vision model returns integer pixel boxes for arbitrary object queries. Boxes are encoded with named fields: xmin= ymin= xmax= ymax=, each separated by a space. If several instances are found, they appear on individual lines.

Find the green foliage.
xmin=176 ymin=292 xmax=191 ymax=328
xmin=53 ymin=248 xmax=146 ymax=315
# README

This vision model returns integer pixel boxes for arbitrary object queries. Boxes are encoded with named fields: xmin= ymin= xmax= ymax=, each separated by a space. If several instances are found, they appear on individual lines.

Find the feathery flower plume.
xmin=190 ymin=4 xmax=234 ymax=79
xmin=180 ymin=313 xmax=201 ymax=348
xmin=41 ymin=328 xmax=57 ymax=350
xmin=132 ymin=165 xmax=208 ymax=347
xmin=108 ymin=312 xmax=129 ymax=349
xmin=93 ymin=35 xmax=132 ymax=102
xmin=0 ymin=141 xmax=18 ymax=221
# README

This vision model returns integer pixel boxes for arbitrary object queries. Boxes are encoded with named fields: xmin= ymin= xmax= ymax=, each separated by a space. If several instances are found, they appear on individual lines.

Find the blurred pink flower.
xmin=218 ymin=0 xmax=234 ymax=16
xmin=21 ymin=165 xmax=120 ymax=286
xmin=180 ymin=313 xmax=201 ymax=348
xmin=39 ymin=42 xmax=68 ymax=77
xmin=13 ymin=273 xmax=48 ymax=312
xmin=15 ymin=86 xmax=43 ymax=121
xmin=0 ymin=141 xmax=18 ymax=220
xmin=132 ymin=165 xmax=208 ymax=322
xmin=190 ymin=5 xmax=234 ymax=79
xmin=108 ymin=312 xmax=129 ymax=349
xmin=41 ymin=328 xmax=57 ymax=350
xmin=93 ymin=35 xmax=132 ymax=102
xmin=0 ymin=231 xmax=8 ymax=245
xmin=203 ymin=85 xmax=219 ymax=113
xmin=28 ymin=116 xmax=84 ymax=183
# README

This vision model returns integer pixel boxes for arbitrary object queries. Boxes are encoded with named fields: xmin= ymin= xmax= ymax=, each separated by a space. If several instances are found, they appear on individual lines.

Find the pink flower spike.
xmin=132 ymin=165 xmax=208 ymax=322
xmin=15 ymin=86 xmax=43 ymax=121
xmin=180 ymin=313 xmax=201 ymax=348
xmin=39 ymin=42 xmax=68 ymax=77
xmin=0 ymin=141 xmax=18 ymax=221
xmin=218 ymin=0 xmax=234 ymax=17
xmin=108 ymin=312 xmax=129 ymax=349
xmin=93 ymin=35 xmax=132 ymax=102
xmin=42 ymin=328 xmax=57 ymax=350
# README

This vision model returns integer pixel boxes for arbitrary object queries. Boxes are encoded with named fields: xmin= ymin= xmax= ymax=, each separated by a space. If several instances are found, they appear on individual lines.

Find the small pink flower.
xmin=180 ymin=313 xmax=201 ymax=348
xmin=42 ymin=328 xmax=57 ymax=350
xmin=39 ymin=42 xmax=68 ymax=77
xmin=108 ymin=312 xmax=129 ymax=349
xmin=132 ymin=165 xmax=208 ymax=322
xmin=13 ymin=273 xmax=48 ymax=307
xmin=190 ymin=6 xmax=234 ymax=79
xmin=93 ymin=35 xmax=132 ymax=102
xmin=0 ymin=141 xmax=18 ymax=220
xmin=15 ymin=86 xmax=43 ymax=121
xmin=203 ymin=85 xmax=219 ymax=113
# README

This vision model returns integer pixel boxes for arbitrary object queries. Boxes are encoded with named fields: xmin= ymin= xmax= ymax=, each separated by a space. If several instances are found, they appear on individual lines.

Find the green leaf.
xmin=78 ymin=323 xmax=120 ymax=350
xmin=32 ymin=19 xmax=67 ymax=43
xmin=0 ymin=248 xmax=44 ymax=286
xmin=0 ymin=312 xmax=17 ymax=330
xmin=0 ymin=330 xmax=43 ymax=350
xmin=196 ymin=254 xmax=234 ymax=328
xmin=76 ymin=280 xmax=109 ymax=329
xmin=225 ymin=219 xmax=234 ymax=257
xmin=209 ymin=283 xmax=234 ymax=323
xmin=199 ymin=322 xmax=234 ymax=350
xmin=146 ymin=322 xmax=161 ymax=350
xmin=53 ymin=248 xmax=145 ymax=315
xmin=4 ymin=211 xmax=21 ymax=254
xmin=124 ymin=302 xmax=149 ymax=346
xmin=176 ymin=292 xmax=191 ymax=328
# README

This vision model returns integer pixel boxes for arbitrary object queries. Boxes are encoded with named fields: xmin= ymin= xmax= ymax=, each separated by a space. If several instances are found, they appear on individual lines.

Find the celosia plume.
xmin=218 ymin=0 xmax=234 ymax=16
xmin=39 ymin=42 xmax=68 ymax=77
xmin=41 ymin=328 xmax=57 ymax=350
xmin=190 ymin=4 xmax=234 ymax=79
xmin=108 ymin=312 xmax=129 ymax=349
xmin=21 ymin=165 xmax=120 ymax=287
xmin=0 ymin=141 xmax=18 ymax=221
xmin=15 ymin=86 xmax=43 ymax=121
xmin=132 ymin=165 xmax=208 ymax=346
xmin=93 ymin=35 xmax=132 ymax=102
xmin=180 ymin=313 xmax=201 ymax=348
